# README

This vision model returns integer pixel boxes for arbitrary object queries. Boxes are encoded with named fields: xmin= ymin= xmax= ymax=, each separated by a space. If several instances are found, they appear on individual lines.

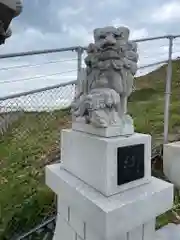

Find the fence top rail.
xmin=132 ymin=34 xmax=180 ymax=43
xmin=0 ymin=79 xmax=77 ymax=101
xmin=0 ymin=46 xmax=83 ymax=59
xmin=0 ymin=34 xmax=180 ymax=59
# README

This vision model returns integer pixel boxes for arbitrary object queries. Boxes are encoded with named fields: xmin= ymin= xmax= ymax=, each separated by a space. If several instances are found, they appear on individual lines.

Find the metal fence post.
xmin=76 ymin=47 xmax=84 ymax=79
xmin=74 ymin=47 xmax=84 ymax=100
xmin=163 ymin=36 xmax=173 ymax=144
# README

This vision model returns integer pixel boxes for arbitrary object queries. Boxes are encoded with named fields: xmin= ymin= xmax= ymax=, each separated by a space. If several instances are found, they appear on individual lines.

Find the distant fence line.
xmin=0 ymin=80 xmax=76 ymax=102
xmin=1 ymin=34 xmax=180 ymax=143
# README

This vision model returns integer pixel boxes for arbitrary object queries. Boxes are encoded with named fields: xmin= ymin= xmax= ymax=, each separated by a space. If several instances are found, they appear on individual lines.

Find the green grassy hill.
xmin=1 ymin=60 xmax=180 ymax=239
xmin=131 ymin=60 xmax=180 ymax=142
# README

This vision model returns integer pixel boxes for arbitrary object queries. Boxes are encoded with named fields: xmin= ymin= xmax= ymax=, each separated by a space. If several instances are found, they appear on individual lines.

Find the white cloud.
xmin=1 ymin=26 xmax=70 ymax=54
xmin=110 ymin=18 xmax=149 ymax=40
xmin=151 ymin=1 xmax=180 ymax=23
xmin=1 ymin=27 xmax=45 ymax=53
xmin=58 ymin=6 xmax=84 ymax=19
xmin=130 ymin=28 xmax=149 ymax=40
xmin=62 ymin=24 xmax=93 ymax=45
xmin=111 ymin=18 xmax=127 ymax=28
xmin=97 ymin=0 xmax=127 ymax=8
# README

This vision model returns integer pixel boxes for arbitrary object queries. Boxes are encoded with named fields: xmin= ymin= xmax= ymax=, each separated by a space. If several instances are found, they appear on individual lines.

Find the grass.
xmin=130 ymin=60 xmax=180 ymax=141
xmin=1 ymin=60 xmax=180 ymax=239
xmin=0 ymin=109 xmax=71 ymax=239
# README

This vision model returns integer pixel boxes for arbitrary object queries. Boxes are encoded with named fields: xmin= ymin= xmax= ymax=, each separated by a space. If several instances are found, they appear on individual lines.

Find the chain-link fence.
xmin=0 ymin=81 xmax=75 ymax=133
xmin=0 ymin=35 xmax=180 ymax=143
xmin=1 ymin=35 xmax=180 ymax=239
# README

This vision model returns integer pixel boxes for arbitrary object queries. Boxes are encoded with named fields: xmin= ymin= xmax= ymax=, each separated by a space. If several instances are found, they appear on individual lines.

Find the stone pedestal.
xmin=163 ymin=141 xmax=180 ymax=189
xmin=46 ymin=129 xmax=174 ymax=240
xmin=61 ymin=129 xmax=151 ymax=196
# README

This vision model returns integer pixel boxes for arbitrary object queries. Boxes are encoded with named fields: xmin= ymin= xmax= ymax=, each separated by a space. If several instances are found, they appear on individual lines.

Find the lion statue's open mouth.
xmin=98 ymin=47 xmax=122 ymax=61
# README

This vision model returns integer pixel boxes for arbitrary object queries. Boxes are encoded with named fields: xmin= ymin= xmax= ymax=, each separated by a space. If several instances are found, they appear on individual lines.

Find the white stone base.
xmin=53 ymin=215 xmax=77 ymax=240
xmin=46 ymin=163 xmax=174 ymax=240
xmin=163 ymin=141 xmax=180 ymax=189
xmin=53 ymin=213 xmax=156 ymax=240
xmin=72 ymin=120 xmax=134 ymax=137
xmin=61 ymin=129 xmax=152 ymax=196
xmin=156 ymin=223 xmax=180 ymax=240
xmin=53 ymin=216 xmax=180 ymax=240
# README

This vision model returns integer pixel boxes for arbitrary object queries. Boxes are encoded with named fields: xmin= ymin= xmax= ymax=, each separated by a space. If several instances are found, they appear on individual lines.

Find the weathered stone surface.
xmin=46 ymin=163 xmax=174 ymax=240
xmin=71 ymin=26 xmax=138 ymax=134
xmin=156 ymin=223 xmax=180 ymax=240
xmin=163 ymin=141 xmax=180 ymax=189
xmin=61 ymin=129 xmax=151 ymax=196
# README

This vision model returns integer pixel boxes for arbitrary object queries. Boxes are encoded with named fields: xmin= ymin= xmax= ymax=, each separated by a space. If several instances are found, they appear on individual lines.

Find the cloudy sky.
xmin=1 ymin=0 xmax=180 ymax=99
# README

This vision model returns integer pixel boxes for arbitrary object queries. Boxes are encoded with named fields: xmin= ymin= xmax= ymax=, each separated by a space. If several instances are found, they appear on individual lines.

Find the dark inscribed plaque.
xmin=117 ymin=144 xmax=144 ymax=185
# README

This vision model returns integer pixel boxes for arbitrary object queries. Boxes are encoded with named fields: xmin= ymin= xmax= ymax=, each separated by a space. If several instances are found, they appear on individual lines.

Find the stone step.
xmin=156 ymin=224 xmax=180 ymax=239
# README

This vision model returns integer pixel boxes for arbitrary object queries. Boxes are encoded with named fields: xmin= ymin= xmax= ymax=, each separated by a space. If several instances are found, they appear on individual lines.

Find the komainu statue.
xmin=72 ymin=26 xmax=139 ymax=135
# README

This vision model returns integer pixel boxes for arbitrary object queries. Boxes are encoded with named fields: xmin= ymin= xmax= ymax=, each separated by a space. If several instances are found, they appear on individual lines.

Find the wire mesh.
xmin=0 ymin=81 xmax=75 ymax=138
xmin=0 ymin=73 xmax=75 ymax=239
xmin=13 ymin=216 xmax=56 ymax=240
